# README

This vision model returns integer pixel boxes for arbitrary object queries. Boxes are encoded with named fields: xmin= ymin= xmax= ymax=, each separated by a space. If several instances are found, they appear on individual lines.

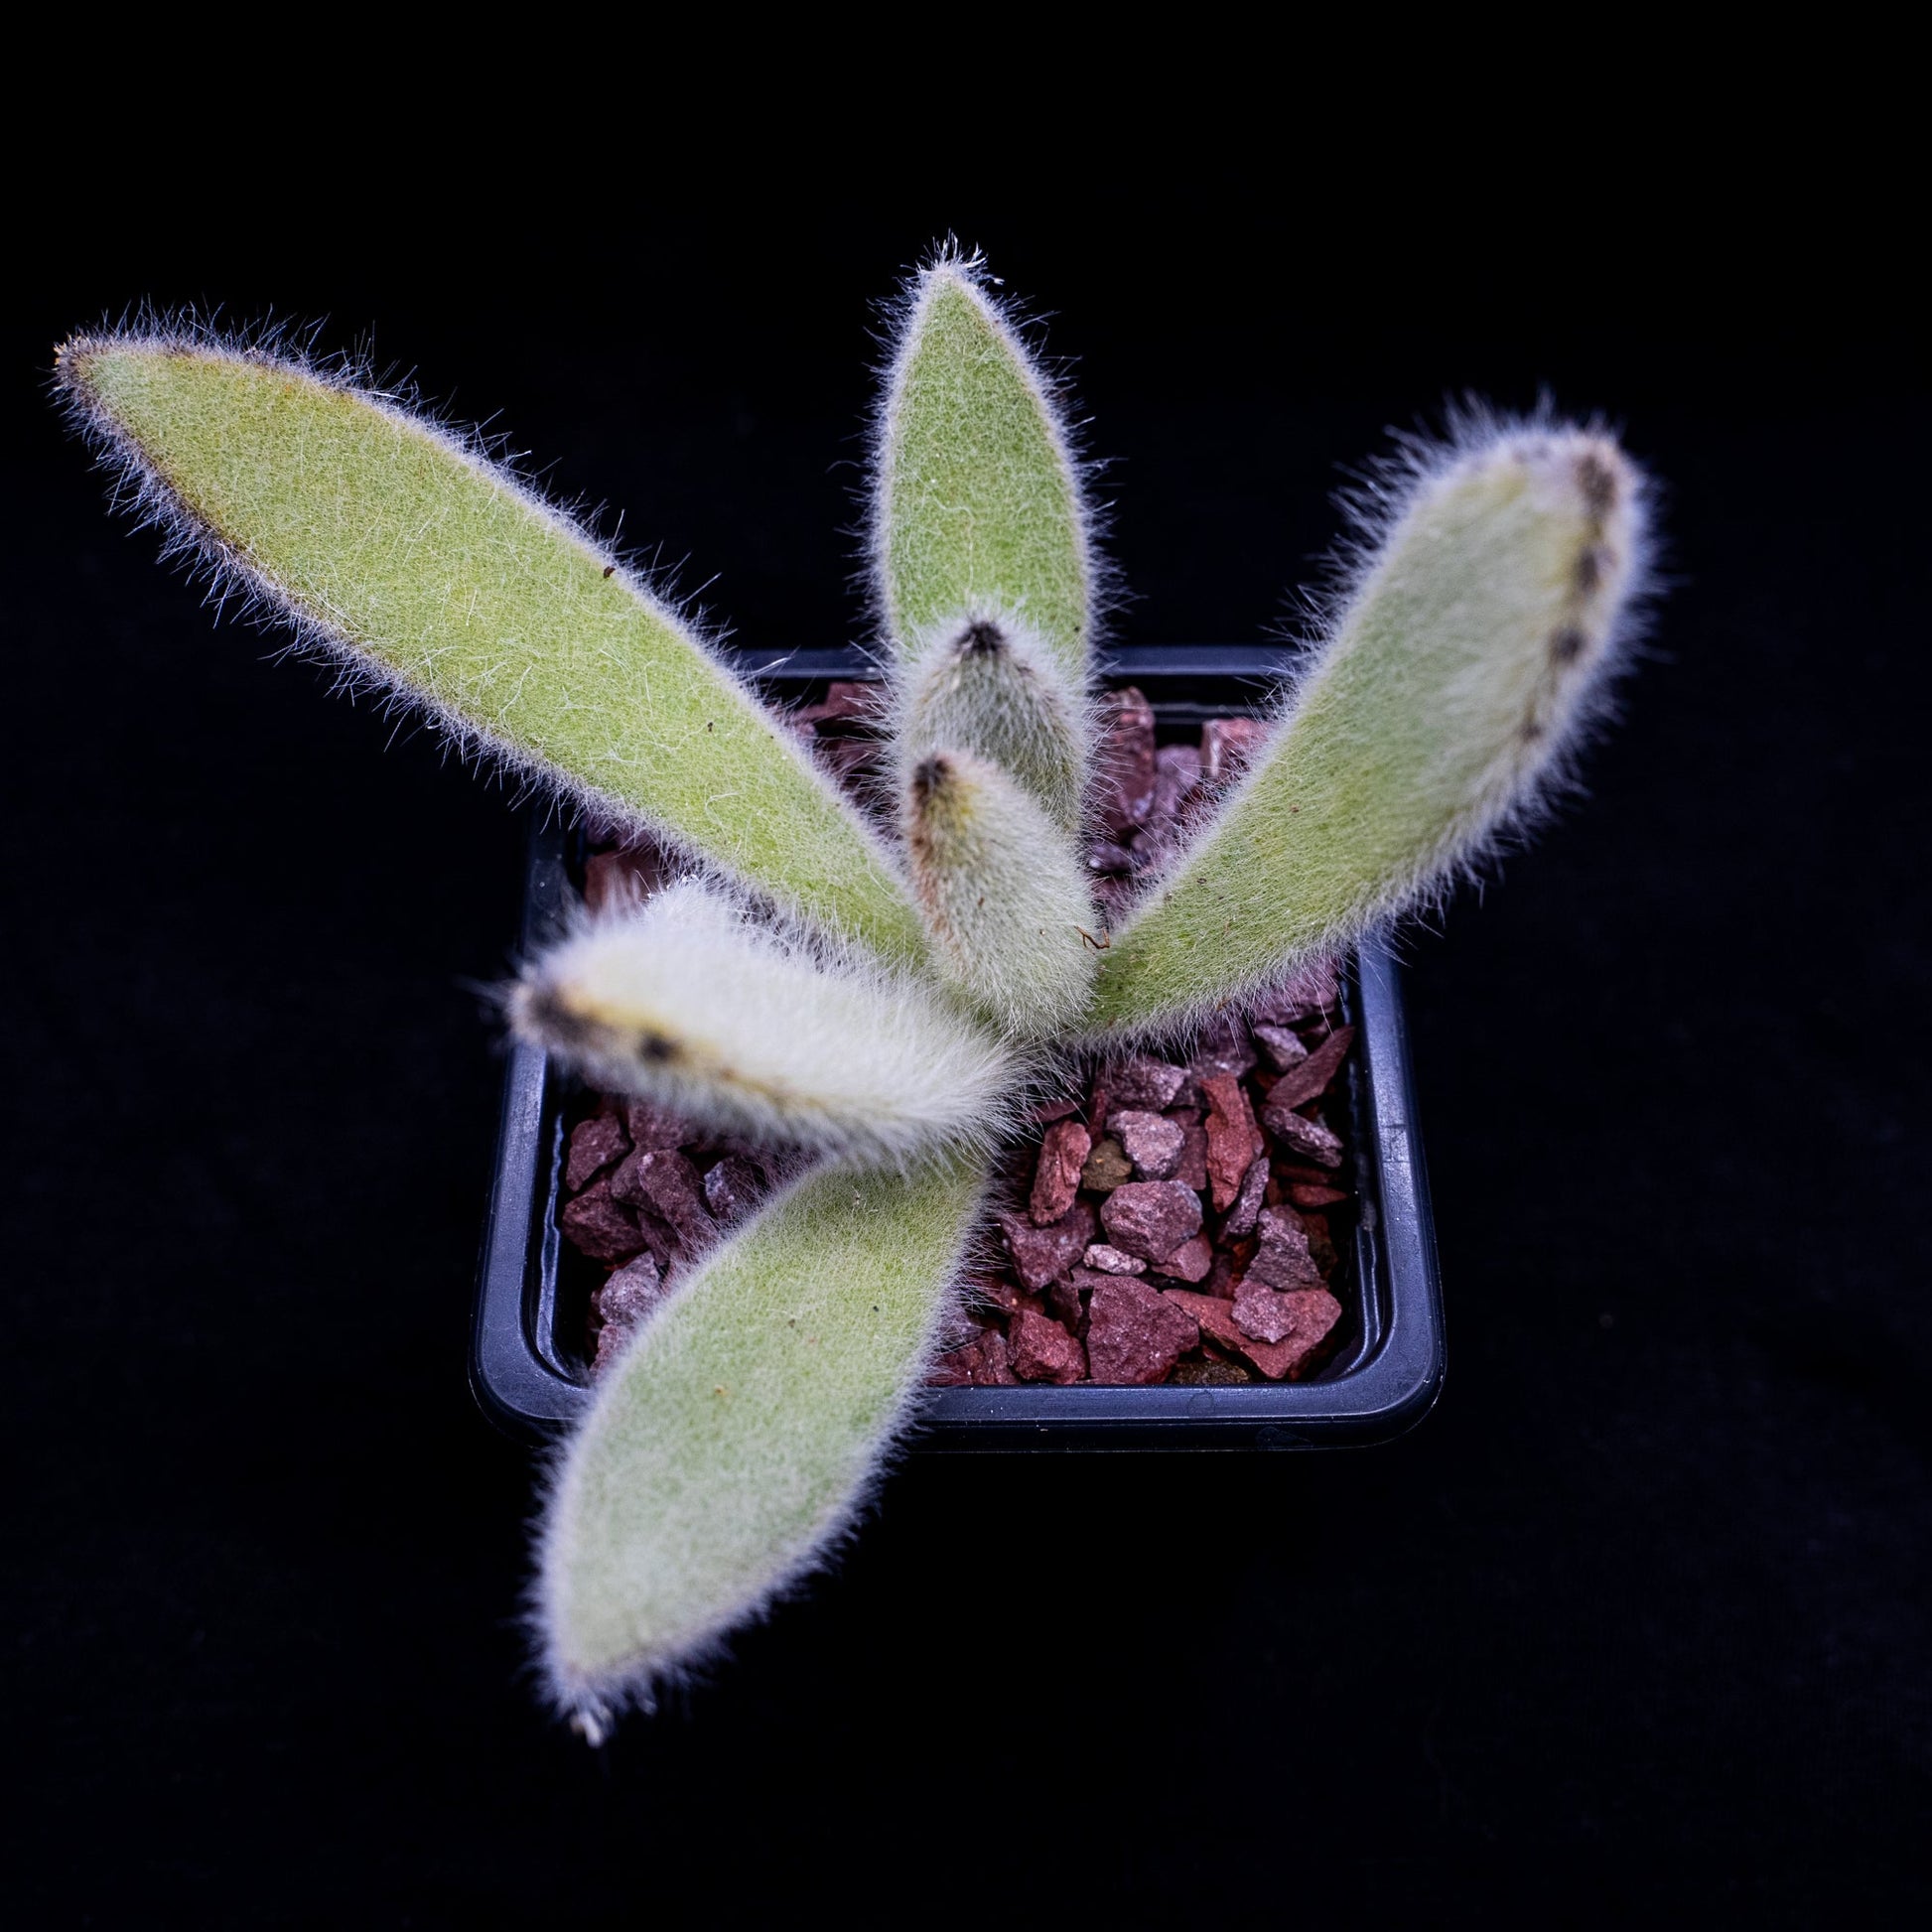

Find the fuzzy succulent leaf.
xmin=1088 ymin=425 xmax=1648 ymax=1035
xmin=875 ymin=261 xmax=1092 ymax=677
xmin=512 ymin=879 xmax=1015 ymax=1162
xmin=56 ymin=333 xmax=928 ymax=968
xmin=894 ymin=610 xmax=1089 ymax=833
xmin=903 ymin=749 xmax=1100 ymax=1035
xmin=540 ymin=1150 xmax=988 ymax=1725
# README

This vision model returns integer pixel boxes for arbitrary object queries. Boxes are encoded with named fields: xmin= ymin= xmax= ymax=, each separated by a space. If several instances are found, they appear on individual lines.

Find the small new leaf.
xmin=894 ymin=609 xmax=1089 ymax=832
xmin=904 ymin=749 xmax=1098 ymax=1035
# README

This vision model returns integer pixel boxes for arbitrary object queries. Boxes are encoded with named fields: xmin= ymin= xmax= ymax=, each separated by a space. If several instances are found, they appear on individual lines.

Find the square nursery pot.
xmin=471 ymin=646 xmax=1445 ymax=1450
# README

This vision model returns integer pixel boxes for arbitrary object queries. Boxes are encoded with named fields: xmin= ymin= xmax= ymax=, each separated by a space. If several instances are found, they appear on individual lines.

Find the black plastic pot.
xmin=471 ymin=646 xmax=1445 ymax=1450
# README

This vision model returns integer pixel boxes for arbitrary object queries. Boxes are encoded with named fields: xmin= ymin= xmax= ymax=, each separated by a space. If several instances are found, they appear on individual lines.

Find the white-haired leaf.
xmin=894 ymin=609 xmax=1089 ymax=832
xmin=540 ymin=1150 xmax=988 ymax=1725
xmin=903 ymin=749 xmax=1099 ymax=1035
xmin=57 ymin=333 xmax=928 ymax=968
xmin=1088 ymin=425 xmax=1649 ymax=1035
xmin=513 ymin=880 xmax=1015 ymax=1161
xmin=874 ymin=259 xmax=1093 ymax=677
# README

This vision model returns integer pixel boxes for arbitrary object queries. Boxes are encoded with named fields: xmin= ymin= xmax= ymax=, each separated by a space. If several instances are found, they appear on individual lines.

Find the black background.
xmin=5 ymin=151 xmax=1926 ymax=1924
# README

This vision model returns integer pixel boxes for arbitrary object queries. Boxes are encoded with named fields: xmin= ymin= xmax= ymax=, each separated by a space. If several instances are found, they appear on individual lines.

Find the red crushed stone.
xmin=1085 ymin=1278 xmax=1200 ymax=1384
xmin=701 ymin=1155 xmax=763 ymax=1223
xmin=598 ymin=1254 xmax=668 ymax=1328
xmin=1259 ymin=1104 xmax=1343 ymax=1170
xmin=1151 ymin=1233 xmax=1215 ymax=1285
xmin=564 ymin=1114 xmax=627 ymax=1192
xmin=928 ymin=1328 xmax=1019 ymax=1386
xmin=611 ymin=1148 xmax=718 ymax=1252
xmin=999 ymin=1201 xmax=1098 ymax=1292
xmin=1029 ymin=1119 xmax=1091 ymax=1224
xmin=1107 ymin=1054 xmax=1189 ymax=1113
xmin=622 ymin=1098 xmax=690 ymax=1150
xmin=1263 ymin=1026 xmax=1356 ymax=1114
xmin=1161 ymin=1286 xmax=1342 ymax=1382
xmin=1224 ymin=1155 xmax=1270 ymax=1240
xmin=1253 ymin=1024 xmax=1309 ymax=1071
xmin=1200 ymin=715 xmax=1269 ymax=787
xmin=1098 ymin=1180 xmax=1203 ymax=1265
xmin=1245 ymin=1206 xmax=1323 ymax=1291
xmin=1009 ymin=1308 xmax=1087 ymax=1384
xmin=1200 ymin=1072 xmax=1265 ymax=1211
xmin=1171 ymin=1117 xmax=1208 ymax=1191
xmin=559 ymin=1174 xmax=652 ymax=1265
xmin=1110 ymin=1109 xmax=1185 ymax=1180
xmin=1288 ymin=1181 xmax=1350 ymax=1210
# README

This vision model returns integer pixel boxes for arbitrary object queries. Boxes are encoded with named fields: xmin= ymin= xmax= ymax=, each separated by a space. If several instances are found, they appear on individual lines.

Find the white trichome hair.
xmin=536 ymin=1151 xmax=989 ymax=1730
xmin=53 ymin=315 xmax=928 ymax=972
xmin=867 ymin=241 xmax=1113 ymax=673
xmin=512 ymin=878 xmax=1018 ymax=1163
xmin=54 ymin=314 xmax=681 ymax=818
xmin=892 ymin=604 xmax=1095 ymax=833
xmin=902 ymin=748 xmax=1101 ymax=1035
xmin=1087 ymin=412 xmax=1654 ymax=1037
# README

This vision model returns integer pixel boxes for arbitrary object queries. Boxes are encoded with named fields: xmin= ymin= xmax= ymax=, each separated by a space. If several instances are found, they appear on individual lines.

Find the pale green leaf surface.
xmin=896 ymin=610 xmax=1089 ymax=832
xmin=876 ymin=268 xmax=1090 ymax=675
xmin=514 ymin=879 xmax=1015 ymax=1159
xmin=903 ymin=749 xmax=1099 ymax=1035
xmin=64 ymin=340 xmax=927 ymax=966
xmin=1089 ymin=430 xmax=1645 ymax=1034
xmin=541 ymin=1152 xmax=988 ymax=1713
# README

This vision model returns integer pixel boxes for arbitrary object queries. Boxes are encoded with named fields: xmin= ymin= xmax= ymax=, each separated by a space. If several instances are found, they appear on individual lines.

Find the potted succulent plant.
xmin=55 ymin=248 xmax=1649 ymax=1738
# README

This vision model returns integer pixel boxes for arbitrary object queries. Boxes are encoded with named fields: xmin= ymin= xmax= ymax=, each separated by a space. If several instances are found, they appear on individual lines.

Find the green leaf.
xmin=902 ymin=748 xmax=1099 ymax=1035
xmin=514 ymin=878 xmax=1015 ymax=1161
xmin=1087 ymin=426 xmax=1648 ymax=1035
xmin=874 ymin=260 xmax=1093 ymax=677
xmin=893 ymin=609 xmax=1089 ymax=833
xmin=58 ymin=335 xmax=928 ymax=967
xmin=539 ymin=1151 xmax=988 ymax=1724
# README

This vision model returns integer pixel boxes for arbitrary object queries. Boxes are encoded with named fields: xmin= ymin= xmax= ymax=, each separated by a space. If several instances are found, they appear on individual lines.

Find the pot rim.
xmin=470 ymin=647 xmax=1445 ymax=1451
